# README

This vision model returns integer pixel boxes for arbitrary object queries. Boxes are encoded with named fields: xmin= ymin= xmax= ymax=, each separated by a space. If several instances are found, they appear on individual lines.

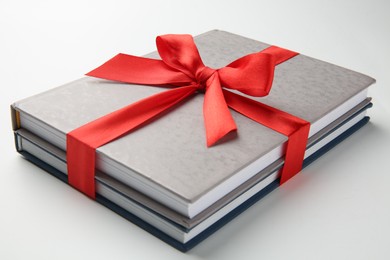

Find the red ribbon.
xmin=67 ymin=34 xmax=310 ymax=199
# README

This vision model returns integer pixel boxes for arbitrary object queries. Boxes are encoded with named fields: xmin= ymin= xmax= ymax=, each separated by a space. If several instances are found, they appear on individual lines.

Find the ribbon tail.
xmin=204 ymin=74 xmax=237 ymax=147
xmin=223 ymin=89 xmax=310 ymax=184
xmin=67 ymin=86 xmax=198 ymax=198
xmin=218 ymin=46 xmax=298 ymax=97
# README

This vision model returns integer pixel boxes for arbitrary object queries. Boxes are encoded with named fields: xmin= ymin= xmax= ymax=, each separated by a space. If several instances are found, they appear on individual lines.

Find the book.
xmin=13 ymin=107 xmax=371 ymax=251
xmin=11 ymin=30 xmax=375 ymax=251
xmin=13 ymin=99 xmax=371 ymax=241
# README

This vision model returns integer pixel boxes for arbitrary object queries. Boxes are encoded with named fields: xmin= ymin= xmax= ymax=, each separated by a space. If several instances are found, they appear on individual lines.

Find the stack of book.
xmin=11 ymin=30 xmax=375 ymax=251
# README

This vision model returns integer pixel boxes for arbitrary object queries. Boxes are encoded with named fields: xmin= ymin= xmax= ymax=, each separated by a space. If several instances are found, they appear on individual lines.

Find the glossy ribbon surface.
xmin=67 ymin=34 xmax=310 ymax=199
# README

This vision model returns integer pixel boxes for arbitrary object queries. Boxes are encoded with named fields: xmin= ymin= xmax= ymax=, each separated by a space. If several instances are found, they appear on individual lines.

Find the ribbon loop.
xmin=156 ymin=34 xmax=205 ymax=79
xmin=219 ymin=52 xmax=276 ymax=97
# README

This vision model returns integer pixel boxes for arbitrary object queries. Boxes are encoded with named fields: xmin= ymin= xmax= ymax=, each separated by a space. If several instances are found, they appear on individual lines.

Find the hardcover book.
xmin=11 ymin=30 xmax=375 ymax=251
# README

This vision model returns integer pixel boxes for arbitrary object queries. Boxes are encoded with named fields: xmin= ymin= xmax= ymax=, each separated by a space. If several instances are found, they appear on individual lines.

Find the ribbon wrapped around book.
xmin=67 ymin=34 xmax=310 ymax=199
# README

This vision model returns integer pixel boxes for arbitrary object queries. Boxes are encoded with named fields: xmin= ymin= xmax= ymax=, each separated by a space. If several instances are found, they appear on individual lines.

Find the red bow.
xmin=67 ymin=34 xmax=310 ymax=199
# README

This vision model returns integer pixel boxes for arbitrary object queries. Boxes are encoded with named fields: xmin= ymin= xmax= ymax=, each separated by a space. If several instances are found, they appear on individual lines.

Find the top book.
xmin=12 ymin=30 xmax=375 ymax=218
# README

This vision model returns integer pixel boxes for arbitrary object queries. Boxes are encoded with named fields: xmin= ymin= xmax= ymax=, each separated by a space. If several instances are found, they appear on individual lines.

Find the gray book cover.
xmin=12 ymin=30 xmax=375 ymax=217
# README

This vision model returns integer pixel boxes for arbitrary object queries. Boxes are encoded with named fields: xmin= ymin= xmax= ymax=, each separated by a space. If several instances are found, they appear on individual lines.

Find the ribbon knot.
xmin=194 ymin=66 xmax=216 ymax=92
xmin=67 ymin=33 xmax=310 ymax=199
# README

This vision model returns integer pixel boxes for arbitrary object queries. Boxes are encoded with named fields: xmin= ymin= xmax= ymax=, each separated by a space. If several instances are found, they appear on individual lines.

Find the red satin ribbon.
xmin=67 ymin=34 xmax=310 ymax=199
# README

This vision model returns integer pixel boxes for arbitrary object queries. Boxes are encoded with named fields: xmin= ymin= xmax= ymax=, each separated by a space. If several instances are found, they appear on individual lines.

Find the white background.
xmin=1 ymin=0 xmax=390 ymax=259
